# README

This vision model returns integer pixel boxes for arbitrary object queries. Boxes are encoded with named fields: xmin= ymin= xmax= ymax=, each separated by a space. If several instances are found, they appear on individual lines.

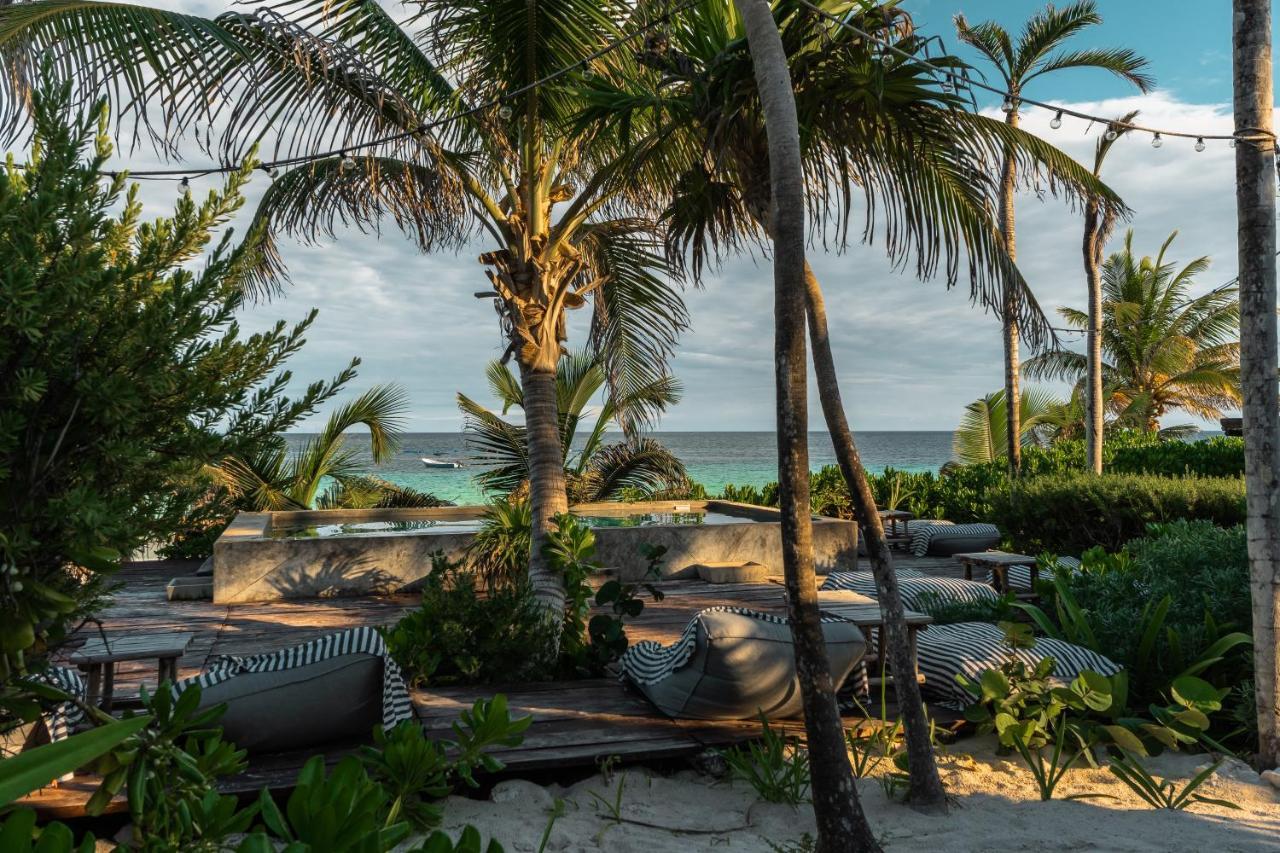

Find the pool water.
xmin=267 ymin=510 xmax=753 ymax=539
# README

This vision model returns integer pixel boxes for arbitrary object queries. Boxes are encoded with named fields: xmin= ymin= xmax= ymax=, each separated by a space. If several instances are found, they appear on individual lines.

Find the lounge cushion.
xmin=822 ymin=572 xmax=998 ymax=611
xmin=916 ymin=622 xmax=1121 ymax=710
xmin=620 ymin=607 xmax=866 ymax=720
xmin=910 ymin=523 xmax=1001 ymax=556
xmin=176 ymin=626 xmax=412 ymax=753
xmin=996 ymin=556 xmax=1082 ymax=591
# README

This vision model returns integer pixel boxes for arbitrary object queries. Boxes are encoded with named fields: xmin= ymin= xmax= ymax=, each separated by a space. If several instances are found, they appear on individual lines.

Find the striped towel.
xmin=177 ymin=626 xmax=413 ymax=732
xmin=823 ymin=572 xmax=998 ymax=611
xmin=915 ymin=621 xmax=1121 ymax=710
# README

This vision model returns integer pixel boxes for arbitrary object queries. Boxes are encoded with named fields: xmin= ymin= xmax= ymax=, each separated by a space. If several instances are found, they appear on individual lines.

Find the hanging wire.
xmin=73 ymin=0 xmax=705 ymax=182
xmin=795 ymin=0 xmax=1274 ymax=148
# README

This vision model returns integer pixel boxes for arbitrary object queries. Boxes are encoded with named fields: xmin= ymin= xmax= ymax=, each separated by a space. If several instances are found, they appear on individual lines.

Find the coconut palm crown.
xmin=1025 ymin=231 xmax=1242 ymax=430
xmin=458 ymin=351 xmax=686 ymax=502
xmin=0 ymin=0 xmax=692 ymax=615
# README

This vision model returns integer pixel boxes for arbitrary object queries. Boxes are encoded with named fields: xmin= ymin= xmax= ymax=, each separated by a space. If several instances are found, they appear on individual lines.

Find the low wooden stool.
xmin=68 ymin=632 xmax=193 ymax=711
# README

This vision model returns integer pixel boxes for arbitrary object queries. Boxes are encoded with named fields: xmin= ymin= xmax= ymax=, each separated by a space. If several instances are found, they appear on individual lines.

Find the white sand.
xmin=430 ymin=737 xmax=1280 ymax=852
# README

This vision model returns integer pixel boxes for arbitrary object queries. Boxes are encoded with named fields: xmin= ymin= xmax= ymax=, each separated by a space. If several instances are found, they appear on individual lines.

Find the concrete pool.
xmin=212 ymin=500 xmax=859 ymax=602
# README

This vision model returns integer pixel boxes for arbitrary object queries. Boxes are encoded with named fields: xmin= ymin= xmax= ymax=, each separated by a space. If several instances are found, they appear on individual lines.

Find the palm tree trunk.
xmin=803 ymin=263 xmax=947 ymax=812
xmin=732 ymin=1 xmax=879 ymax=849
xmin=519 ymin=358 xmax=569 ymax=619
xmin=1000 ymin=108 xmax=1022 ymax=474
xmin=1082 ymin=202 xmax=1105 ymax=475
xmin=1232 ymin=0 xmax=1280 ymax=770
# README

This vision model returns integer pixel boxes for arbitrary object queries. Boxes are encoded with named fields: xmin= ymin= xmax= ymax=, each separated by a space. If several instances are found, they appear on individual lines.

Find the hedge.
xmin=989 ymin=473 xmax=1247 ymax=554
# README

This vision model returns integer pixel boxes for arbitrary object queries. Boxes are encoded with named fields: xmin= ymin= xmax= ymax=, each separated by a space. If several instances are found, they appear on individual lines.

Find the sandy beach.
xmin=433 ymin=737 xmax=1280 ymax=852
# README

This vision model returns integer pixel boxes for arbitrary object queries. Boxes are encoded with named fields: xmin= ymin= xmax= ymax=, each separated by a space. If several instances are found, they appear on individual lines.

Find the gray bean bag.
xmin=910 ymin=522 xmax=1001 ymax=556
xmin=175 ymin=627 xmax=413 ymax=754
xmin=620 ymin=607 xmax=866 ymax=720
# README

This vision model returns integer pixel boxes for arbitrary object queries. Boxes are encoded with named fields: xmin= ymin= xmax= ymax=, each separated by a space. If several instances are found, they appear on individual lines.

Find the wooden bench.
xmin=68 ymin=632 xmax=193 ymax=711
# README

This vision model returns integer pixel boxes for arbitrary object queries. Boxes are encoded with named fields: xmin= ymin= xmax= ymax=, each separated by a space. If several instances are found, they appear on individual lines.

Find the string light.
xmin=497 ymin=104 xmax=513 ymax=120
xmin=795 ymin=0 xmax=1269 ymax=151
xmin=339 ymin=150 xmax=357 ymax=172
xmin=1105 ymin=128 xmax=1118 ymax=141
xmin=177 ymin=176 xmax=190 ymax=196
xmin=1049 ymin=110 xmax=1063 ymax=130
xmin=1151 ymin=133 xmax=1163 ymax=149
xmin=880 ymin=51 xmax=894 ymax=68
xmin=66 ymin=0 xmax=701 ymax=183
xmin=1195 ymin=137 xmax=1206 ymax=153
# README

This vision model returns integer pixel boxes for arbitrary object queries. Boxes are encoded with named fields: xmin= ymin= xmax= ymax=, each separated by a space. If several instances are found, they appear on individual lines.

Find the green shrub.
xmin=989 ymin=474 xmax=1246 ymax=554
xmin=380 ymin=556 xmax=556 ymax=687
xmin=1110 ymin=436 xmax=1244 ymax=478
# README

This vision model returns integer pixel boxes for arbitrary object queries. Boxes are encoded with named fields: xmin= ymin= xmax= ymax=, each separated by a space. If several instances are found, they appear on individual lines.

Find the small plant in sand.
xmin=1107 ymin=754 xmax=1241 ymax=811
xmin=722 ymin=715 xmax=811 ymax=805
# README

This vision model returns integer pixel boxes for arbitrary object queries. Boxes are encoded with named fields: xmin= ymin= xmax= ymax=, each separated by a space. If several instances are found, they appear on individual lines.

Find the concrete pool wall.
xmin=212 ymin=500 xmax=859 ymax=603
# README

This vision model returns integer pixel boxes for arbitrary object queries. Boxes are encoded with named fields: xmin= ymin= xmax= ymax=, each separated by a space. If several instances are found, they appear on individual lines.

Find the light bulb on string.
xmin=1230 ymin=137 xmax=1238 ymax=149
xmin=941 ymin=77 xmax=954 ymax=94
xmin=1049 ymin=110 xmax=1063 ymax=130
xmin=178 ymin=176 xmax=190 ymax=196
xmin=1104 ymin=128 xmax=1118 ymax=141
xmin=340 ymin=150 xmax=357 ymax=172
xmin=1000 ymin=95 xmax=1015 ymax=113
xmin=1151 ymin=133 xmax=1163 ymax=149
xmin=1195 ymin=138 xmax=1206 ymax=153
xmin=880 ymin=51 xmax=894 ymax=68
xmin=498 ymin=104 xmax=513 ymax=120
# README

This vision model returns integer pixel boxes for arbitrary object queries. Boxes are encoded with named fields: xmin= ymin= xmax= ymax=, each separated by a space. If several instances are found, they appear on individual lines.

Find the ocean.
xmin=285 ymin=431 xmax=956 ymax=506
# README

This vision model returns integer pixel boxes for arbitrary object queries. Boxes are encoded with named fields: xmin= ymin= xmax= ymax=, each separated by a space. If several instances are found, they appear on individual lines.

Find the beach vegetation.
xmin=721 ymin=715 xmax=811 ymax=806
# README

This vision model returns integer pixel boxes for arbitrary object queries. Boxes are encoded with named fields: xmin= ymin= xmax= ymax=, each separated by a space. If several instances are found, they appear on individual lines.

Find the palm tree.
xmin=950 ymin=387 xmax=1065 ymax=466
xmin=457 ymin=351 xmax=687 ymax=502
xmin=955 ymin=0 xmax=1153 ymax=473
xmin=1232 ymin=0 xmax=1280 ymax=768
xmin=1081 ymin=112 xmax=1138 ymax=473
xmin=584 ymin=0 xmax=1126 ymax=810
xmin=731 ymin=1 xmax=879 ymax=847
xmin=208 ymin=385 xmax=443 ymax=510
xmin=1025 ymin=231 xmax=1242 ymax=430
xmin=0 ymin=0 xmax=689 ymax=622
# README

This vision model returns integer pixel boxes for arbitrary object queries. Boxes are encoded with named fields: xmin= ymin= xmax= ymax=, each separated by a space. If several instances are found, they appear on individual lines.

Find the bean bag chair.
xmin=620 ymin=607 xmax=866 ymax=720
xmin=915 ymin=622 xmax=1121 ymax=710
xmin=822 ymin=572 xmax=999 ymax=612
xmin=910 ymin=522 xmax=1001 ymax=557
xmin=175 ymin=627 xmax=413 ymax=754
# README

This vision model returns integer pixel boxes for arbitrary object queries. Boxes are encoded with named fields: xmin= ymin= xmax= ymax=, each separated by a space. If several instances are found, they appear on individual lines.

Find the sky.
xmin=99 ymin=1 xmax=1272 ymax=432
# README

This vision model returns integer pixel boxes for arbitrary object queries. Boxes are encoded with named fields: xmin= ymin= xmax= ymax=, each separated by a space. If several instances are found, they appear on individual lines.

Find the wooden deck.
xmin=27 ymin=553 xmax=962 ymax=818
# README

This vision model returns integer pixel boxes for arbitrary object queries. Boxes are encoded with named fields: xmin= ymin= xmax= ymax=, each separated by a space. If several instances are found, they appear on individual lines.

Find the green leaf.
xmin=0 ymin=715 xmax=151 ymax=805
xmin=1170 ymin=676 xmax=1225 ymax=713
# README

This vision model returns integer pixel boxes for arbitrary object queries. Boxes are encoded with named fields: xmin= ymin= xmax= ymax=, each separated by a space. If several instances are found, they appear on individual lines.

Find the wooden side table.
xmin=68 ymin=633 xmax=193 ymax=712
xmin=816 ymin=597 xmax=934 ymax=685
xmin=876 ymin=509 xmax=914 ymax=550
xmin=953 ymin=551 xmax=1037 ymax=597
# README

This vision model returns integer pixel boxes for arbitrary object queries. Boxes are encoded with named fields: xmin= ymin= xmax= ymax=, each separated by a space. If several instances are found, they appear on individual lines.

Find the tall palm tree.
xmin=584 ymin=0 xmax=1126 ymax=809
xmin=1025 ymin=231 xmax=1242 ymax=430
xmin=1232 ymin=0 xmax=1280 ymax=769
xmin=208 ymin=384 xmax=443 ymax=510
xmin=1081 ymin=111 xmax=1138 ymax=473
xmin=457 ymin=351 xmax=687 ymax=502
xmin=0 ymin=0 xmax=689 ymax=621
xmin=955 ymin=0 xmax=1153 ymax=473
xmin=731 ymin=1 xmax=880 ymax=847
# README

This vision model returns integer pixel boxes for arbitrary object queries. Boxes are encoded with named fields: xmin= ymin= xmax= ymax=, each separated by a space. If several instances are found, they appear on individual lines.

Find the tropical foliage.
xmin=0 ymin=0 xmax=691 ymax=605
xmin=458 ymin=352 xmax=686 ymax=503
xmin=1026 ymin=231 xmax=1241 ymax=430
xmin=208 ymin=385 xmax=443 ymax=512
xmin=951 ymin=388 xmax=1073 ymax=465
xmin=955 ymin=0 xmax=1152 ymax=467
xmin=0 ymin=86 xmax=351 ymax=727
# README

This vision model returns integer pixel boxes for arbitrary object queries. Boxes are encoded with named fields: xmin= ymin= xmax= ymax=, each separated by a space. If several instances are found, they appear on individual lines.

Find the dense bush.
xmin=989 ymin=473 xmax=1246 ymax=554
xmin=1109 ymin=436 xmax=1244 ymax=478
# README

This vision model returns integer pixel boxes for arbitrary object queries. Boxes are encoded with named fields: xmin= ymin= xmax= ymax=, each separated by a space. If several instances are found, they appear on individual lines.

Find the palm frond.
xmin=318 ymin=474 xmax=447 ymax=509
xmin=457 ymin=391 xmax=529 ymax=495
xmin=485 ymin=360 xmax=523 ymax=413
xmin=578 ymin=437 xmax=687 ymax=502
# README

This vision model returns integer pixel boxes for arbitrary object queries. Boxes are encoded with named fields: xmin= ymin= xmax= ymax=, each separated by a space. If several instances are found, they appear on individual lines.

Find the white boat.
xmin=420 ymin=457 xmax=463 ymax=469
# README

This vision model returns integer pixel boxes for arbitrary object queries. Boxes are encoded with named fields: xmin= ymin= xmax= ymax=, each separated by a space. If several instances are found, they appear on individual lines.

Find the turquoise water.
xmin=267 ymin=509 xmax=751 ymax=538
xmin=286 ymin=430 xmax=956 ymax=506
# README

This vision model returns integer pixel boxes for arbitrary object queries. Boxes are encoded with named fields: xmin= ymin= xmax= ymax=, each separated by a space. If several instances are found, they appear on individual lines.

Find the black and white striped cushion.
xmin=822 ymin=573 xmax=998 ymax=611
xmin=177 ymin=626 xmax=413 ymax=731
xmin=819 ymin=569 xmax=925 ymax=597
xmin=910 ymin=523 xmax=1001 ymax=557
xmin=37 ymin=666 xmax=86 ymax=742
xmin=916 ymin=622 xmax=1121 ymax=710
